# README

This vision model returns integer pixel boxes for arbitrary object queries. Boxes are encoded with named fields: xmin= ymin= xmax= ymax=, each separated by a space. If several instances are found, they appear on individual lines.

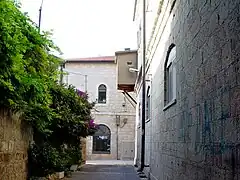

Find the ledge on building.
xmin=163 ymin=98 xmax=176 ymax=111
xmin=118 ymin=84 xmax=135 ymax=92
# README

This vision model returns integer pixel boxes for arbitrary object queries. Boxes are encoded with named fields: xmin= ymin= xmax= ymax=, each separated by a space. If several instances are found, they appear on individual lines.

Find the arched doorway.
xmin=92 ymin=124 xmax=111 ymax=154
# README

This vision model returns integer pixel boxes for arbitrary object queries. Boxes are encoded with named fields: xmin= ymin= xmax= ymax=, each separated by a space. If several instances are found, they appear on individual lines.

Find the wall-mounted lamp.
xmin=123 ymin=118 xmax=128 ymax=124
xmin=129 ymin=68 xmax=139 ymax=73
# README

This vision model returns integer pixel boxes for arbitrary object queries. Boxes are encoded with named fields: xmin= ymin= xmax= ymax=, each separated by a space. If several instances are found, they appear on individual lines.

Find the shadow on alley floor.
xmin=69 ymin=164 xmax=140 ymax=180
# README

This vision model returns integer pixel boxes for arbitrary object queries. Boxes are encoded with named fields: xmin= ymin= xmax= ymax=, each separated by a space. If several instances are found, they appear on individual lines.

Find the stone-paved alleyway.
xmin=70 ymin=164 xmax=140 ymax=180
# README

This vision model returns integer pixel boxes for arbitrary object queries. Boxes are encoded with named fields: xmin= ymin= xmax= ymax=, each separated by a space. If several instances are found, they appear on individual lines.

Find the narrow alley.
xmin=70 ymin=164 xmax=140 ymax=180
xmin=1 ymin=0 xmax=240 ymax=180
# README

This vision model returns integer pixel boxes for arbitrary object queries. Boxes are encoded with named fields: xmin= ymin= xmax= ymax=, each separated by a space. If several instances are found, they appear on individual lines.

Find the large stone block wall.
xmin=145 ymin=0 xmax=240 ymax=179
xmin=0 ymin=109 xmax=33 ymax=180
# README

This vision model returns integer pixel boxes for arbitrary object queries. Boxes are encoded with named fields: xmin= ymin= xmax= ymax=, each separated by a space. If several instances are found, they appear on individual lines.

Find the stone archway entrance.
xmin=92 ymin=124 xmax=111 ymax=154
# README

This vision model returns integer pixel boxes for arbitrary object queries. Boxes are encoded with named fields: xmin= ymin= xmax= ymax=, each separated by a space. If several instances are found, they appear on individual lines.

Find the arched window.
xmin=92 ymin=124 xmax=111 ymax=154
xmin=98 ymin=84 xmax=106 ymax=103
xmin=164 ymin=44 xmax=177 ymax=107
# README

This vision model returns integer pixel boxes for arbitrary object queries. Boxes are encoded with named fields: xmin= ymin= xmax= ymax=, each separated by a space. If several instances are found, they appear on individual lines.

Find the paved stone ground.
xmin=70 ymin=164 xmax=140 ymax=180
xmin=86 ymin=160 xmax=133 ymax=165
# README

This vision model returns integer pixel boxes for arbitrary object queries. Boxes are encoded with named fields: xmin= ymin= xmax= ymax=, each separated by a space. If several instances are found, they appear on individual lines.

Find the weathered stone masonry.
xmin=0 ymin=109 xmax=33 ymax=180
xmin=145 ymin=0 xmax=240 ymax=180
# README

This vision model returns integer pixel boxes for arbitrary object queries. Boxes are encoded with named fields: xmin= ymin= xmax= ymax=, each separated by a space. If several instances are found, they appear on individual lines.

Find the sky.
xmin=20 ymin=0 xmax=137 ymax=59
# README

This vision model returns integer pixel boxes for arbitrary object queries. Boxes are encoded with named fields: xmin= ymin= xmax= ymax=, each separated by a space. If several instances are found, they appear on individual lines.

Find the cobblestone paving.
xmin=70 ymin=164 xmax=140 ymax=180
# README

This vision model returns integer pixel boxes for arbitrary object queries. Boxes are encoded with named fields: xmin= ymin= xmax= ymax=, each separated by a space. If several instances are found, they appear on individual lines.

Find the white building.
xmin=64 ymin=55 xmax=136 ymax=160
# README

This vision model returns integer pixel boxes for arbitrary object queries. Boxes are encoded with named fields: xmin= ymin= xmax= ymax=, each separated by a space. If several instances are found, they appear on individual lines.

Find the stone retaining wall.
xmin=80 ymin=138 xmax=87 ymax=164
xmin=0 ymin=109 xmax=32 ymax=180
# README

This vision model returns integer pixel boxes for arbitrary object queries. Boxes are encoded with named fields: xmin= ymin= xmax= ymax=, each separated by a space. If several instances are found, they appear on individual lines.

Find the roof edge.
xmin=65 ymin=60 xmax=115 ymax=63
xmin=65 ymin=56 xmax=115 ymax=63
xmin=115 ymin=50 xmax=138 ymax=55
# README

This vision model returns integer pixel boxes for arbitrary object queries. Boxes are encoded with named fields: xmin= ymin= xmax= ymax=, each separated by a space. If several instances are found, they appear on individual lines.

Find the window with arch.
xmin=164 ymin=44 xmax=177 ymax=108
xmin=98 ymin=84 xmax=106 ymax=103
xmin=92 ymin=124 xmax=111 ymax=154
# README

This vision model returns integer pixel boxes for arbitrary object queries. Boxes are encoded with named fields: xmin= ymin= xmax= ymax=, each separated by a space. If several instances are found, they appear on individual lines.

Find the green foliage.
xmin=0 ymin=0 xmax=60 ymax=110
xmin=26 ymin=84 xmax=95 ymax=177
xmin=28 ymin=142 xmax=83 ymax=177
xmin=0 ymin=1 xmax=96 ymax=178
xmin=62 ymin=145 xmax=82 ymax=166
xmin=28 ymin=142 xmax=68 ymax=177
xmin=25 ymin=83 xmax=95 ymax=177
xmin=48 ymin=85 xmax=94 ymax=144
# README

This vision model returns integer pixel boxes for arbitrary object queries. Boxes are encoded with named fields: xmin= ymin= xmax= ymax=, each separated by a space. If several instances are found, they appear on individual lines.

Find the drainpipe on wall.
xmin=116 ymin=125 xmax=119 ymax=160
xmin=139 ymin=0 xmax=146 ymax=173
xmin=116 ymin=115 xmax=120 ymax=160
xmin=134 ymin=105 xmax=139 ymax=166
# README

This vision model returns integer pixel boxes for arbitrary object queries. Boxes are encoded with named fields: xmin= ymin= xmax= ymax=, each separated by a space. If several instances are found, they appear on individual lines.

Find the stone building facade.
xmin=133 ymin=0 xmax=240 ymax=179
xmin=64 ymin=56 xmax=136 ymax=160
